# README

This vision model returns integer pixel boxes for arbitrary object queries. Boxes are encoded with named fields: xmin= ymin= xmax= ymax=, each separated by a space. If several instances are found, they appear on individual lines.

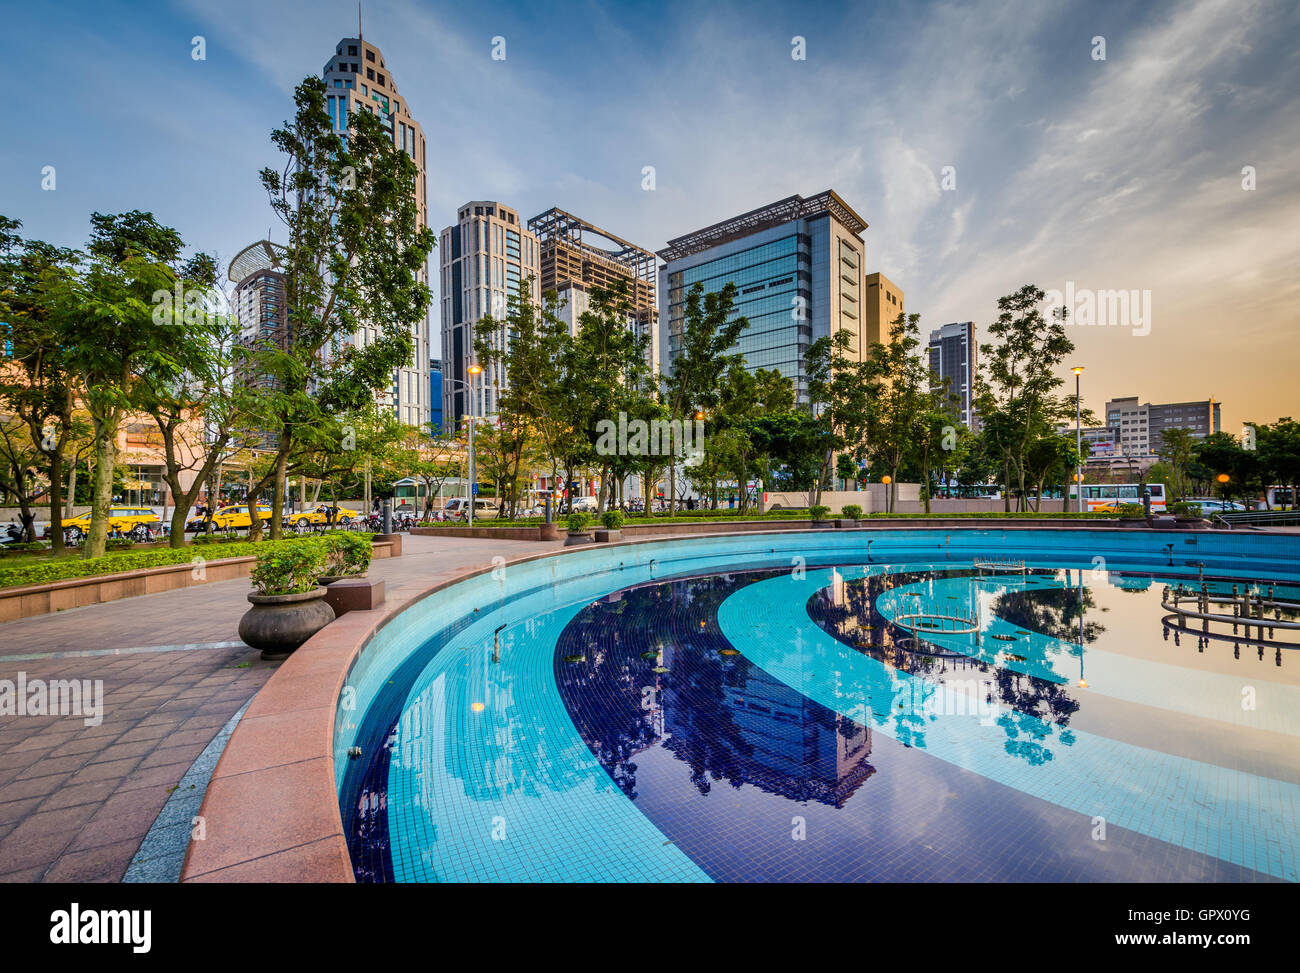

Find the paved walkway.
xmin=0 ymin=533 xmax=561 ymax=882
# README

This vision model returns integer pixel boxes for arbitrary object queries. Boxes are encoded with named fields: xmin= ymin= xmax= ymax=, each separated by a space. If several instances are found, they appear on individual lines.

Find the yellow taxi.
xmin=60 ymin=507 xmax=161 ymax=540
xmin=187 ymin=503 xmax=276 ymax=532
xmin=284 ymin=504 xmax=363 ymax=528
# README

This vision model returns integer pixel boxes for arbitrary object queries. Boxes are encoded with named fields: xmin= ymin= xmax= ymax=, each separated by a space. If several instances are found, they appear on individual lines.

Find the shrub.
xmin=840 ymin=504 xmax=863 ymax=520
xmin=601 ymin=510 xmax=625 ymax=530
xmin=324 ymin=531 xmax=372 ymax=577
xmin=194 ymin=530 xmax=240 ymax=545
xmin=1169 ymin=501 xmax=1203 ymax=518
xmin=0 ymin=536 xmax=320 ymax=590
xmin=566 ymin=511 xmax=591 ymax=532
xmin=1115 ymin=503 xmax=1146 ymax=518
xmin=249 ymin=540 xmax=329 ymax=596
xmin=105 ymin=537 xmax=136 ymax=549
xmin=809 ymin=505 xmax=831 ymax=521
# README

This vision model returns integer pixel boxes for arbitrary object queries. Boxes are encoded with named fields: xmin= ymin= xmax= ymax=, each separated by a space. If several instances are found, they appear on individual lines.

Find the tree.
xmin=975 ymin=285 xmax=1075 ymax=511
xmin=807 ymin=326 xmax=876 ymax=506
xmin=245 ymin=76 xmax=434 ymax=540
xmin=661 ymin=283 xmax=748 ymax=513
xmin=42 ymin=211 xmax=201 ymax=557
xmin=1157 ymin=427 xmax=1197 ymax=502
xmin=862 ymin=313 xmax=930 ymax=512
xmin=0 ymin=216 xmax=82 ymax=548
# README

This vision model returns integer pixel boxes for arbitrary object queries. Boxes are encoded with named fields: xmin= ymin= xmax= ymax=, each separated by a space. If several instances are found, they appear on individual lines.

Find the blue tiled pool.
xmin=336 ymin=529 xmax=1300 ymax=882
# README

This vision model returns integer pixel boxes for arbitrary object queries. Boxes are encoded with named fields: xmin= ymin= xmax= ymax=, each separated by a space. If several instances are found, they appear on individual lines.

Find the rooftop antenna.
xmin=358 ymin=2 xmax=363 ymax=41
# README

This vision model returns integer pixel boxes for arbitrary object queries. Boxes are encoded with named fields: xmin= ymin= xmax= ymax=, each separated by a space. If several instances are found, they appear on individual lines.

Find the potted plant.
xmin=1114 ymin=502 xmax=1148 ymax=528
xmin=564 ymin=511 xmax=594 ymax=546
xmin=809 ymin=504 xmax=832 ymax=526
xmin=596 ymin=510 xmax=625 ymax=542
xmin=238 ymin=540 xmax=335 ymax=659
xmin=838 ymin=503 xmax=863 ymax=528
xmin=319 ymin=531 xmax=373 ymax=585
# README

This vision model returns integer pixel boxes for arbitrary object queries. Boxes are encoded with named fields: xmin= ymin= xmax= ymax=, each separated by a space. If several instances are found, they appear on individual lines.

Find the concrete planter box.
xmin=323 ymin=577 xmax=385 ymax=616
xmin=564 ymin=530 xmax=595 ymax=547
xmin=594 ymin=528 xmax=622 ymax=543
xmin=0 ymin=540 xmax=396 ymax=622
xmin=835 ymin=518 xmax=860 ymax=529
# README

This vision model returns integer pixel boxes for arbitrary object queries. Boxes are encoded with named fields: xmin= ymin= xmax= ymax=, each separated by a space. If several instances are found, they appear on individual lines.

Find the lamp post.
xmin=1072 ymin=366 xmax=1085 ymax=513
xmin=466 ymin=364 xmax=482 ymax=527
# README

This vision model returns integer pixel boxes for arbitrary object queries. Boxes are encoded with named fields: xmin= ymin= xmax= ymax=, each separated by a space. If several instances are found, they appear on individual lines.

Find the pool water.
xmin=337 ymin=530 xmax=1300 ymax=882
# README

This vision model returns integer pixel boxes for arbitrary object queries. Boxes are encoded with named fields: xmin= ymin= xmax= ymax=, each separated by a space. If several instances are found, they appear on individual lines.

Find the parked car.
xmin=57 ymin=506 xmax=160 ymax=541
xmin=442 ymin=498 xmax=499 ymax=521
xmin=1185 ymin=497 xmax=1247 ymax=513
xmin=186 ymin=503 xmax=275 ymax=532
xmin=284 ymin=504 xmax=363 ymax=528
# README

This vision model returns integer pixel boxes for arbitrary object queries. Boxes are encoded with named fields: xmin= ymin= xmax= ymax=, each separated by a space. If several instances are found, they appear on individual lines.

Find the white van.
xmin=442 ymin=498 xmax=499 ymax=521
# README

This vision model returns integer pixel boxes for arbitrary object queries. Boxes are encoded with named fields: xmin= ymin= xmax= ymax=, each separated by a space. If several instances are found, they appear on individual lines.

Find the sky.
xmin=3 ymin=0 xmax=1298 ymax=432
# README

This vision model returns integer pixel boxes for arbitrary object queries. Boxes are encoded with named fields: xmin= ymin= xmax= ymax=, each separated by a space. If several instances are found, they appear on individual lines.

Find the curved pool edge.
xmin=178 ymin=525 xmax=1300 ymax=882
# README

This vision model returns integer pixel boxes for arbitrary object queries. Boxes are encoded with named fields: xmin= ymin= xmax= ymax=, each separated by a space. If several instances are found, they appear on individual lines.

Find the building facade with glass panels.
xmin=657 ymin=191 xmax=870 ymax=403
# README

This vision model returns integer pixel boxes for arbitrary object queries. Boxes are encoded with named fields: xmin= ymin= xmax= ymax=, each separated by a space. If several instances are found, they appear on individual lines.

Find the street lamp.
xmin=1072 ymin=366 xmax=1085 ymax=513
xmin=466 ymin=364 xmax=482 ymax=526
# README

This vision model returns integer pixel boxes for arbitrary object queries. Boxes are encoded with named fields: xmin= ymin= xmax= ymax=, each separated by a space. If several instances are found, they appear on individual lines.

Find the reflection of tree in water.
xmin=992 ymin=582 xmax=1105 ymax=644
xmin=809 ymin=570 xmax=1081 ymax=761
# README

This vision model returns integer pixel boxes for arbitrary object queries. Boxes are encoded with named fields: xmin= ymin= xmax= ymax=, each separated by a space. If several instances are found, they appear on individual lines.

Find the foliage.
xmin=323 ymin=531 xmax=372 ymax=577
xmin=601 ymin=510 xmax=625 ymax=530
xmin=808 ymin=504 xmax=831 ymax=521
xmin=565 ymin=511 xmax=591 ymax=532
xmin=841 ymin=504 xmax=863 ymax=520
xmin=249 ymin=539 xmax=330 ymax=595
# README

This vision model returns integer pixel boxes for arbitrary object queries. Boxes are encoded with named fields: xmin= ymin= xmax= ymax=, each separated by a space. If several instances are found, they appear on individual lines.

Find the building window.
xmin=367 ymin=68 xmax=375 ymax=80
xmin=377 ymin=73 xmax=385 ymax=85
xmin=348 ymin=45 xmax=358 ymax=55
xmin=366 ymin=50 xmax=376 ymax=62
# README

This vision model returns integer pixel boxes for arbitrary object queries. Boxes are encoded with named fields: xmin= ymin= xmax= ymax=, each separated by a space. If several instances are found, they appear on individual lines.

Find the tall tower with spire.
xmin=322 ymin=33 xmax=430 ymax=427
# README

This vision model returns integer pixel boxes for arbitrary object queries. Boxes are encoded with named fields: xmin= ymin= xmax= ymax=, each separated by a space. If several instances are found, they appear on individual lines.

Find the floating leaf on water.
xmin=641 ymin=651 xmax=660 ymax=659
xmin=563 ymin=654 xmax=586 ymax=663
xmin=992 ymin=633 xmax=1017 ymax=642
xmin=652 ymin=666 xmax=670 ymax=674
xmin=718 ymin=648 xmax=740 ymax=656
xmin=1004 ymin=653 xmax=1027 ymax=662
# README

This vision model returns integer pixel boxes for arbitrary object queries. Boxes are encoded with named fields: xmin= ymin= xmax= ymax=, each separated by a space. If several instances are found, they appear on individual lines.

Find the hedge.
xmin=0 ymin=535 xmax=374 ymax=590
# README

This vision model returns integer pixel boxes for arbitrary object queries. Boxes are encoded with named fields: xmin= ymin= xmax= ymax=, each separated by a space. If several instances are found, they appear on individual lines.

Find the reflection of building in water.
xmin=663 ymin=660 xmax=875 ymax=808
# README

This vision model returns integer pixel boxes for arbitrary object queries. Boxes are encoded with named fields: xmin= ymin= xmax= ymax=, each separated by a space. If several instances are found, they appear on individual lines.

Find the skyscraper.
xmin=322 ymin=34 xmax=430 ymax=428
xmin=927 ymin=322 xmax=978 ymax=429
xmin=439 ymin=201 xmax=540 ymax=429
xmin=863 ymin=271 xmax=904 ymax=350
xmin=657 ymin=191 xmax=870 ymax=402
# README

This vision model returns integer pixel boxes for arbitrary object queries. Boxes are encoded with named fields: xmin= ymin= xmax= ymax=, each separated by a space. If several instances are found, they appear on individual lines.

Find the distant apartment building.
xmin=322 ymin=34 xmax=430 ymax=428
xmin=657 ymin=190 xmax=871 ymax=403
xmin=439 ymin=201 xmax=540 ymax=429
xmin=1104 ymin=395 xmax=1221 ymax=457
xmin=864 ymin=272 xmax=904 ymax=350
xmin=528 ymin=208 xmax=658 ymax=372
xmin=927 ymin=321 xmax=978 ymax=429
xmin=228 ymin=240 xmax=289 ymax=448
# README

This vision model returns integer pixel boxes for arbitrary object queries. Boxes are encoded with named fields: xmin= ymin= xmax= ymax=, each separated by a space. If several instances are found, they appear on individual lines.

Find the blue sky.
xmin=3 ymin=0 xmax=1297 ymax=429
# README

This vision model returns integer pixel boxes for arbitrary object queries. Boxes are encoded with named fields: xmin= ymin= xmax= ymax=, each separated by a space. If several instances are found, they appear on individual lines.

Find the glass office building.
xmin=658 ymin=191 xmax=870 ymax=403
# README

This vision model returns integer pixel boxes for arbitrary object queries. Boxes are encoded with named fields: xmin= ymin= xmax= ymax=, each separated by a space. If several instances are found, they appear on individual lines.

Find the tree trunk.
xmin=85 ymin=418 xmax=117 ymax=559
xmin=66 ymin=462 xmax=77 ymax=517
xmin=47 ymin=449 xmax=65 ymax=554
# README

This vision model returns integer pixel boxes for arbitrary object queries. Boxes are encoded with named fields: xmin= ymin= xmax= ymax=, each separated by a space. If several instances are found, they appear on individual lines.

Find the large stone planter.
xmin=834 ymin=518 xmax=859 ymax=529
xmin=238 ymin=588 xmax=336 ymax=660
xmin=594 ymin=528 xmax=622 ymax=543
xmin=564 ymin=530 xmax=595 ymax=547
xmin=540 ymin=522 xmax=560 ymax=541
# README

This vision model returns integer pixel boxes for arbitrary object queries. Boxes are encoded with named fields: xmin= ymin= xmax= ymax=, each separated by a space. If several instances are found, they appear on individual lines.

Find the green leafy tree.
xmin=245 ymin=76 xmax=434 ymax=540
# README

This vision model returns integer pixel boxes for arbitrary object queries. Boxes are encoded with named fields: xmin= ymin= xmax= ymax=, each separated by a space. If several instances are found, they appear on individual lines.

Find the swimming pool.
xmin=336 ymin=528 xmax=1300 ymax=882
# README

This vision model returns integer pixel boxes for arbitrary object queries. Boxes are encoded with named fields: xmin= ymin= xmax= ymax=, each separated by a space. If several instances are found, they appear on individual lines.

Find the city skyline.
xmin=3 ymin=0 xmax=1297 ymax=431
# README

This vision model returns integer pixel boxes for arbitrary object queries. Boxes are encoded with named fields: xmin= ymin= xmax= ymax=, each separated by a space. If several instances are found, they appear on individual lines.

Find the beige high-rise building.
xmin=863 ymin=271 xmax=904 ymax=352
xmin=439 ymin=202 xmax=540 ymax=428
xmin=322 ymin=35 xmax=430 ymax=428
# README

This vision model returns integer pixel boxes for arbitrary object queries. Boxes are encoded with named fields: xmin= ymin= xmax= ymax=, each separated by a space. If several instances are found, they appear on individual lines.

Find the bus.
xmin=1068 ymin=482 xmax=1167 ymax=512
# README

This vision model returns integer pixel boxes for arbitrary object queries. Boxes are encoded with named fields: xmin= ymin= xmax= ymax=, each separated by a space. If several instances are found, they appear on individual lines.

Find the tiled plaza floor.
xmin=0 ymin=533 xmax=559 ymax=882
